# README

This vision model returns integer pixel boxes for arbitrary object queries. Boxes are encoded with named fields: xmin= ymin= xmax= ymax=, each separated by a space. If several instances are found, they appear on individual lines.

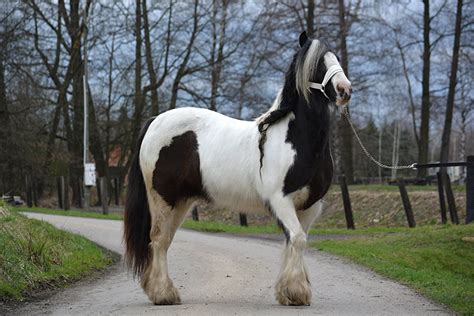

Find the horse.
xmin=124 ymin=31 xmax=352 ymax=306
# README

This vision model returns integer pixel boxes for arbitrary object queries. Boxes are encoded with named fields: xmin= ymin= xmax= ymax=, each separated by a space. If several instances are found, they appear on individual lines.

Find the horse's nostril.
xmin=337 ymin=84 xmax=345 ymax=94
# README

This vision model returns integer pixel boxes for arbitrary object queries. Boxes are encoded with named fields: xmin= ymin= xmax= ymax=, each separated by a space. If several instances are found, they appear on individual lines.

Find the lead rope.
xmin=341 ymin=106 xmax=417 ymax=170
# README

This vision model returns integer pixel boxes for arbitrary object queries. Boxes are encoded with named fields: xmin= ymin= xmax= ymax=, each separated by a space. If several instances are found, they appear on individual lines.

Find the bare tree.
xmin=129 ymin=0 xmax=144 ymax=173
xmin=209 ymin=0 xmax=229 ymax=112
xmin=336 ymin=0 xmax=361 ymax=183
xmin=142 ymin=0 xmax=172 ymax=115
xmin=169 ymin=0 xmax=199 ymax=111
xmin=439 ymin=0 xmax=463 ymax=170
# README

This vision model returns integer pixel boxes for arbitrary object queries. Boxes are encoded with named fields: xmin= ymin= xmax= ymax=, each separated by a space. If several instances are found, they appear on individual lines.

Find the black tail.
xmin=124 ymin=117 xmax=156 ymax=277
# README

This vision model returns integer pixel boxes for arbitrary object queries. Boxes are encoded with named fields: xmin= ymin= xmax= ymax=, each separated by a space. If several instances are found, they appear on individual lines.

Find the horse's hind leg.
xmin=268 ymin=196 xmax=311 ymax=306
xmin=141 ymin=194 xmax=190 ymax=305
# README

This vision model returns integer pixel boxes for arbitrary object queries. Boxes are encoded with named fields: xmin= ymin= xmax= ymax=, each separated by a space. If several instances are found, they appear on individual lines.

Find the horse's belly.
xmin=203 ymin=171 xmax=266 ymax=214
xmin=211 ymin=193 xmax=267 ymax=214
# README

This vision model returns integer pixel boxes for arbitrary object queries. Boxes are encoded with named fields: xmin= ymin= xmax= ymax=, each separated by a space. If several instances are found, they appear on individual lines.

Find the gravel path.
xmin=12 ymin=213 xmax=450 ymax=315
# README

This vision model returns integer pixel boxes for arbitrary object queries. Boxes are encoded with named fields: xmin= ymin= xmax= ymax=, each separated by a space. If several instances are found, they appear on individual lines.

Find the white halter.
xmin=308 ymin=65 xmax=344 ymax=99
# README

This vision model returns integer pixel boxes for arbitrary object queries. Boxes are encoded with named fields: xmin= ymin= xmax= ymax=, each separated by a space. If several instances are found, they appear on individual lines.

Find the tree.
xmin=142 ymin=0 xmax=172 ymax=116
xmin=168 ymin=0 xmax=199 ymax=111
xmin=28 ymin=0 xmax=93 ymax=206
xmin=129 ymin=0 xmax=145 ymax=175
xmin=417 ymin=0 xmax=432 ymax=178
xmin=209 ymin=0 xmax=229 ymax=112
xmin=336 ymin=0 xmax=361 ymax=183
xmin=439 ymin=0 xmax=463 ymax=170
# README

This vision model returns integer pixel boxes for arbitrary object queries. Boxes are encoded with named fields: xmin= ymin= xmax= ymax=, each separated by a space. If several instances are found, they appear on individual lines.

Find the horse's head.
xmin=295 ymin=31 xmax=352 ymax=106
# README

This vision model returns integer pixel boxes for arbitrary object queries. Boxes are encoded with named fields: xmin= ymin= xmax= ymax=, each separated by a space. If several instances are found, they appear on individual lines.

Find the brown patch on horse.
xmin=152 ymin=131 xmax=208 ymax=208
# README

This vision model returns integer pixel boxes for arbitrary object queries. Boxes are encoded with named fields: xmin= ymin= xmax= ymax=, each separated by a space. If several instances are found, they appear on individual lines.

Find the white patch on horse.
xmin=259 ymin=113 xmax=297 ymax=197
xmin=323 ymin=52 xmax=352 ymax=106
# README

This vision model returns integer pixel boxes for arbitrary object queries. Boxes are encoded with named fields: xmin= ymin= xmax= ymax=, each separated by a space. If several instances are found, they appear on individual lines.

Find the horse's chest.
xmin=284 ymin=151 xmax=333 ymax=210
xmin=289 ymin=187 xmax=310 ymax=211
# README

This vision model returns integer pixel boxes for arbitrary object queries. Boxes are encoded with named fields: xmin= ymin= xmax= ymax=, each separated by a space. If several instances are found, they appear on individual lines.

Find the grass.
xmin=311 ymin=224 xmax=474 ymax=314
xmin=14 ymin=206 xmax=123 ymax=221
xmin=0 ymin=209 xmax=115 ymax=301
xmin=15 ymin=206 xmax=282 ymax=234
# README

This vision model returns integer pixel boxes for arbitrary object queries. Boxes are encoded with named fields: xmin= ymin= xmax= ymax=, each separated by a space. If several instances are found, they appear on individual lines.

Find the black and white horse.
xmin=124 ymin=31 xmax=352 ymax=306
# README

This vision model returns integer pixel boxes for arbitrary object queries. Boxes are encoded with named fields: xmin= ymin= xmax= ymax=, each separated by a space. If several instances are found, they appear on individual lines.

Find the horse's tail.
xmin=124 ymin=117 xmax=156 ymax=277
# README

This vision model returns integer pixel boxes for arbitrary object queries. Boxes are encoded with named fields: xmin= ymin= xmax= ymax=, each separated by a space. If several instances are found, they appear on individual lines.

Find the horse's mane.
xmin=257 ymin=39 xmax=328 ymax=173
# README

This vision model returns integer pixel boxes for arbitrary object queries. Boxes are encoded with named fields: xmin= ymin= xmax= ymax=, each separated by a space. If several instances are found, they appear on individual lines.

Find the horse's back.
xmin=139 ymin=107 xmax=264 ymax=212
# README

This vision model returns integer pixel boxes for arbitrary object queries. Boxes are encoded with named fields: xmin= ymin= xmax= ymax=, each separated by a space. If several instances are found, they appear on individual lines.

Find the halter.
xmin=308 ymin=65 xmax=344 ymax=99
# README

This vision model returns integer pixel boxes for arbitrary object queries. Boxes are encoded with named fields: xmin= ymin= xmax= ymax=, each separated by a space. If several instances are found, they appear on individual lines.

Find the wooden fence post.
xmin=31 ymin=176 xmax=38 ymax=207
xmin=25 ymin=174 xmax=32 ymax=208
xmin=57 ymin=177 xmax=64 ymax=209
xmin=466 ymin=156 xmax=474 ymax=224
xmin=339 ymin=175 xmax=355 ymax=229
xmin=397 ymin=179 xmax=416 ymax=228
xmin=64 ymin=176 xmax=70 ymax=210
xmin=436 ymin=172 xmax=447 ymax=224
xmin=100 ymin=177 xmax=109 ymax=215
xmin=443 ymin=173 xmax=459 ymax=224
xmin=192 ymin=206 xmax=199 ymax=221
xmin=239 ymin=213 xmax=248 ymax=227
xmin=77 ymin=179 xmax=83 ymax=209
xmin=113 ymin=178 xmax=120 ymax=205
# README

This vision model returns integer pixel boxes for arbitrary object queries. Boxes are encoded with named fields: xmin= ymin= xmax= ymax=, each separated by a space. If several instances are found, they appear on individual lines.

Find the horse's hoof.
xmin=275 ymin=276 xmax=312 ymax=306
xmin=143 ymin=277 xmax=181 ymax=305
xmin=152 ymin=286 xmax=181 ymax=305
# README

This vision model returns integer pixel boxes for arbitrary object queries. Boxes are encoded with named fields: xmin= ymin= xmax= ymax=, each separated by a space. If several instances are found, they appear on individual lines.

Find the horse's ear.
xmin=299 ymin=31 xmax=308 ymax=47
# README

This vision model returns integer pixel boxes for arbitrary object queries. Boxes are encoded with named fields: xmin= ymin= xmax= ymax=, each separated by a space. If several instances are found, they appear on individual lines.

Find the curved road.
xmin=16 ymin=213 xmax=449 ymax=315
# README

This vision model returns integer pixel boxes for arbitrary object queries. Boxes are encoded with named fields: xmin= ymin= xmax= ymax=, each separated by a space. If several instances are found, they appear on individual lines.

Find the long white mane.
xmin=296 ymin=40 xmax=326 ymax=102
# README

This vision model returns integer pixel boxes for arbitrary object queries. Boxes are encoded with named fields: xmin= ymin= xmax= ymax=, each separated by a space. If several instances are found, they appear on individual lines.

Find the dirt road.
xmin=15 ymin=213 xmax=449 ymax=315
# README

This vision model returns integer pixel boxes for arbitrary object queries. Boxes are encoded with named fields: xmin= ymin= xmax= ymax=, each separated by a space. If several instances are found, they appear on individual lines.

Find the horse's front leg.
xmin=268 ymin=196 xmax=311 ymax=306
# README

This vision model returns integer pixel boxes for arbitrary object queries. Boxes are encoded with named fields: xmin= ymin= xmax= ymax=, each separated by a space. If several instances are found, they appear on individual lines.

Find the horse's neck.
xmin=288 ymin=95 xmax=331 ymax=157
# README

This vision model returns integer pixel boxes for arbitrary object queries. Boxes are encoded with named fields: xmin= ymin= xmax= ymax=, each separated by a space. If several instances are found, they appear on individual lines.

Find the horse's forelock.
xmin=295 ymin=39 xmax=327 ymax=102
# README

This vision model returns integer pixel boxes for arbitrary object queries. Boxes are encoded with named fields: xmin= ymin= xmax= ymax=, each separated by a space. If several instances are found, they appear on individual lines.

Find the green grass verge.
xmin=10 ymin=207 xmax=440 ymax=236
xmin=14 ymin=207 xmax=281 ymax=234
xmin=14 ymin=207 xmax=123 ymax=221
xmin=0 ymin=211 xmax=115 ymax=301
xmin=311 ymin=224 xmax=474 ymax=314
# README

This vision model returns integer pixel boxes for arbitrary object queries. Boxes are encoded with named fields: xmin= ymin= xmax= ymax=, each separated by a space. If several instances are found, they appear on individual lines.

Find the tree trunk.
xmin=128 ymin=0 xmax=144 ymax=172
xmin=64 ymin=0 xmax=86 ymax=207
xmin=439 ymin=0 xmax=463 ymax=172
xmin=307 ymin=0 xmax=315 ymax=37
xmin=391 ymin=121 xmax=401 ymax=181
xmin=142 ymin=0 xmax=159 ymax=115
xmin=378 ymin=127 xmax=383 ymax=182
xmin=87 ymin=83 xmax=108 ymax=179
xmin=169 ymin=0 xmax=199 ymax=111
xmin=0 ymin=52 xmax=13 ymax=193
xmin=417 ymin=0 xmax=431 ymax=178
xmin=337 ymin=0 xmax=354 ymax=183
xmin=0 ymin=56 xmax=10 ymax=140
xmin=209 ymin=0 xmax=228 ymax=112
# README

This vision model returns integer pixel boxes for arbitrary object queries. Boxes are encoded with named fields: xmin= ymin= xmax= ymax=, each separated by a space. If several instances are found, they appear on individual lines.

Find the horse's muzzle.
xmin=336 ymin=83 xmax=352 ymax=105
